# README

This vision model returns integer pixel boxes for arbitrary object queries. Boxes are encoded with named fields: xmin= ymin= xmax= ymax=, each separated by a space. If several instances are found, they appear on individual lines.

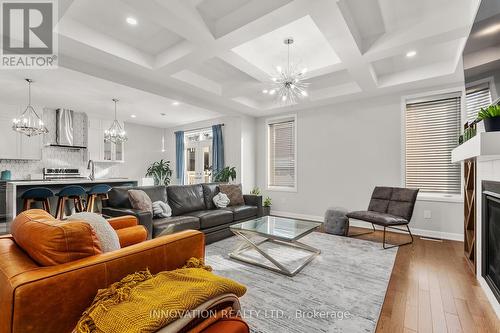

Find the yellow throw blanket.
xmin=76 ymin=258 xmax=246 ymax=333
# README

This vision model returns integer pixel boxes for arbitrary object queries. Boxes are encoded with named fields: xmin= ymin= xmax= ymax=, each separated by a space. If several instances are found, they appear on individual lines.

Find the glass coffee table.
xmin=229 ymin=216 xmax=322 ymax=277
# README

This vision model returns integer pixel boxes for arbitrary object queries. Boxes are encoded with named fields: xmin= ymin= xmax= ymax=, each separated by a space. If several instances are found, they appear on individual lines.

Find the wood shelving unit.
xmin=464 ymin=159 xmax=476 ymax=274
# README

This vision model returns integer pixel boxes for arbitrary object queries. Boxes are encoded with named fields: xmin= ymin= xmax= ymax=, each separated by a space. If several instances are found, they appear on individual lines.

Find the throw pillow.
xmin=11 ymin=209 xmax=102 ymax=266
xmin=219 ymin=184 xmax=244 ymax=206
xmin=213 ymin=192 xmax=230 ymax=208
xmin=152 ymin=201 xmax=172 ymax=218
xmin=128 ymin=189 xmax=153 ymax=212
xmin=67 ymin=212 xmax=121 ymax=253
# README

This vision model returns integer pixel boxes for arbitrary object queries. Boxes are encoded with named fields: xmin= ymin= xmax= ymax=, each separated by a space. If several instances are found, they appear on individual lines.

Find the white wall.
xmin=255 ymin=86 xmax=464 ymax=240
xmin=164 ymin=115 xmax=256 ymax=193
xmin=113 ymin=122 xmax=166 ymax=182
xmin=241 ymin=116 xmax=256 ymax=193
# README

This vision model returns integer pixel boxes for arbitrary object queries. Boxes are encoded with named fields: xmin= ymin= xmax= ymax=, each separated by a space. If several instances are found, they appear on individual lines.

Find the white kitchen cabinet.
xmin=87 ymin=116 xmax=103 ymax=161
xmin=0 ymin=106 xmax=42 ymax=160
xmin=87 ymin=116 xmax=125 ymax=163
xmin=0 ymin=110 xmax=19 ymax=159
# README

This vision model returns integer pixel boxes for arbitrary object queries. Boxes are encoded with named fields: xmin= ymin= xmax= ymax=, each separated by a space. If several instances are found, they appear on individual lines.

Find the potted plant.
xmin=213 ymin=166 xmax=237 ymax=183
xmin=478 ymin=104 xmax=500 ymax=132
xmin=145 ymin=159 xmax=173 ymax=186
xmin=263 ymin=196 xmax=272 ymax=216
xmin=250 ymin=187 xmax=261 ymax=195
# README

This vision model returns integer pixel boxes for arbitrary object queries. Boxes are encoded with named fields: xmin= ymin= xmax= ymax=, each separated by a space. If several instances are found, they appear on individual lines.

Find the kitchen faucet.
xmin=87 ymin=159 xmax=95 ymax=181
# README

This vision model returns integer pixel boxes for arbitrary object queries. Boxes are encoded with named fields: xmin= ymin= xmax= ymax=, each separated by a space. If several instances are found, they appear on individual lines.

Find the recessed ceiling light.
xmin=130 ymin=114 xmax=136 ymax=118
xmin=172 ymin=101 xmax=180 ymax=106
xmin=126 ymin=17 xmax=137 ymax=25
xmin=262 ymin=89 xmax=268 ymax=94
xmin=476 ymin=23 xmax=500 ymax=37
xmin=406 ymin=50 xmax=417 ymax=58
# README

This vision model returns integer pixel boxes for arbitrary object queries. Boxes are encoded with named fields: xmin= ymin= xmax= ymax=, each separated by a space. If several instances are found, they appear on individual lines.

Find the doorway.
xmin=185 ymin=130 xmax=212 ymax=185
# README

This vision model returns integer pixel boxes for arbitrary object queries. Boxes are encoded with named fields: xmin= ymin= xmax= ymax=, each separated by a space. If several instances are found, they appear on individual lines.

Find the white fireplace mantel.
xmin=452 ymin=131 xmax=500 ymax=318
xmin=451 ymin=132 xmax=500 ymax=163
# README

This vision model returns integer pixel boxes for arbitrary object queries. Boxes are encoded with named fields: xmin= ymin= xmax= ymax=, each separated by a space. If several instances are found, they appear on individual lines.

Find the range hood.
xmin=47 ymin=109 xmax=87 ymax=149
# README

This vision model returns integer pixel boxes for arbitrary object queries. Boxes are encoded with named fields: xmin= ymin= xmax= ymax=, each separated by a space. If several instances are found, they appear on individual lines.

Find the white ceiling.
xmin=232 ymin=15 xmax=340 ymax=75
xmin=0 ymin=0 xmax=482 ymax=125
xmin=0 ymin=68 xmax=220 ymax=128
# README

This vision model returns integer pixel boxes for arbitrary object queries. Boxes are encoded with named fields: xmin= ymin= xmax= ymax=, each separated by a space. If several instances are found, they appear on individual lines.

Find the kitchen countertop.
xmin=6 ymin=178 xmax=135 ymax=186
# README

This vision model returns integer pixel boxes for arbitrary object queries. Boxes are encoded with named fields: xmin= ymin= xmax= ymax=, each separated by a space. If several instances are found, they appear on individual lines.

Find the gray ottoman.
xmin=324 ymin=207 xmax=349 ymax=236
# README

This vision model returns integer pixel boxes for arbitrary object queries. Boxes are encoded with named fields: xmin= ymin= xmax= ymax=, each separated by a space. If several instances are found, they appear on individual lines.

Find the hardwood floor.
xmin=346 ymin=227 xmax=500 ymax=333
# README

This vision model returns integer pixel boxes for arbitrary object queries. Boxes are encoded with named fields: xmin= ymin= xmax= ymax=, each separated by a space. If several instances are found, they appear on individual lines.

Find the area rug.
xmin=206 ymin=232 xmax=397 ymax=333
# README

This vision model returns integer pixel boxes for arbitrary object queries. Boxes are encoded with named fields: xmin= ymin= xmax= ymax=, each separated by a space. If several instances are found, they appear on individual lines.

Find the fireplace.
xmin=482 ymin=181 xmax=500 ymax=302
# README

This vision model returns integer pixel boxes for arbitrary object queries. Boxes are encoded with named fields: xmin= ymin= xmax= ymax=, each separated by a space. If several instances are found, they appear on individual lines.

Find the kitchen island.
xmin=5 ymin=178 xmax=137 ymax=231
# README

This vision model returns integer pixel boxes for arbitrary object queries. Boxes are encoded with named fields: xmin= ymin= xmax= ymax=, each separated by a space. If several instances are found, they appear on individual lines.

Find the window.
xmin=405 ymin=95 xmax=461 ymax=194
xmin=268 ymin=116 xmax=296 ymax=190
xmin=466 ymin=83 xmax=492 ymax=123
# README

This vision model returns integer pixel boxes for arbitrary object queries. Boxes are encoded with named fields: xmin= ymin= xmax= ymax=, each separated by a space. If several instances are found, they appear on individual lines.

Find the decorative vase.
xmin=1 ymin=170 xmax=11 ymax=180
xmin=263 ymin=206 xmax=271 ymax=216
xmin=484 ymin=117 xmax=500 ymax=132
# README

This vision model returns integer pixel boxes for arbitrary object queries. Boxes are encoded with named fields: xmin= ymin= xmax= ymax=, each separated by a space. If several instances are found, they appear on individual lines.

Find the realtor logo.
xmin=1 ymin=0 xmax=58 ymax=69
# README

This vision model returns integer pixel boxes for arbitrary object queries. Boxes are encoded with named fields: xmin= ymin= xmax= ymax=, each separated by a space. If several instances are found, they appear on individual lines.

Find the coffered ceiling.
xmin=2 ymin=0 xmax=482 ymax=126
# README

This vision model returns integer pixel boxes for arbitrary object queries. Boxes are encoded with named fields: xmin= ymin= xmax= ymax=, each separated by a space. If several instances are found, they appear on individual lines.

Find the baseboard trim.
xmin=271 ymin=210 xmax=464 ymax=242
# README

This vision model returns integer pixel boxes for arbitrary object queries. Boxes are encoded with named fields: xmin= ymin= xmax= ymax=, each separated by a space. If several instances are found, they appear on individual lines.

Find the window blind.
xmin=405 ymin=96 xmax=461 ymax=194
xmin=268 ymin=118 xmax=296 ymax=188
xmin=466 ymin=84 xmax=492 ymax=122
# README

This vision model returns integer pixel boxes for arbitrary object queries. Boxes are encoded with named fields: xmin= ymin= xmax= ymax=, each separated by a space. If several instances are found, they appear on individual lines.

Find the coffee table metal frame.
xmin=229 ymin=220 xmax=321 ymax=277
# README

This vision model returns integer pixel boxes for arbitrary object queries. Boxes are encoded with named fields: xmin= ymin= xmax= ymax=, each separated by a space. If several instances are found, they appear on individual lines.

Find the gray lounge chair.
xmin=346 ymin=186 xmax=419 ymax=249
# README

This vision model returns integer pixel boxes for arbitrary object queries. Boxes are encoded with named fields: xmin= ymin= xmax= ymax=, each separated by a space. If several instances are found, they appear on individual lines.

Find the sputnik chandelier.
xmin=262 ymin=37 xmax=309 ymax=104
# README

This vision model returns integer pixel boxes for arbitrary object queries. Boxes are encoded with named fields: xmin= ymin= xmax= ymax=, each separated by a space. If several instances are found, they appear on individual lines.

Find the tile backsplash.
xmin=0 ymin=146 xmax=119 ymax=180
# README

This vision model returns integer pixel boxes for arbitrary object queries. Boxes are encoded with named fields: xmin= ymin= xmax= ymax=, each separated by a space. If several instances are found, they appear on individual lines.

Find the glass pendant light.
xmin=12 ymin=79 xmax=48 ymax=136
xmin=104 ymin=98 xmax=128 ymax=144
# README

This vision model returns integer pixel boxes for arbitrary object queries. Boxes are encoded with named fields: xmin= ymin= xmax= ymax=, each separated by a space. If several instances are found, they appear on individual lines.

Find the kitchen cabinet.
xmin=87 ymin=117 xmax=125 ymax=163
xmin=0 ymin=106 xmax=42 ymax=160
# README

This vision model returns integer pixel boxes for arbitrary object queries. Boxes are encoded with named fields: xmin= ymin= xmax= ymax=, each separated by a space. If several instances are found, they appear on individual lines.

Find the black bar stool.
xmin=86 ymin=184 xmax=112 ymax=213
xmin=21 ymin=188 xmax=54 ymax=214
xmin=55 ymin=185 xmax=86 ymax=219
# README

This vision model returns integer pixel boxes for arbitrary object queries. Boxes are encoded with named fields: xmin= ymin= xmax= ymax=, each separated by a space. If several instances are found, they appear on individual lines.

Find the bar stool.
xmin=86 ymin=184 xmax=112 ymax=213
xmin=55 ymin=185 xmax=86 ymax=219
xmin=21 ymin=188 xmax=54 ymax=214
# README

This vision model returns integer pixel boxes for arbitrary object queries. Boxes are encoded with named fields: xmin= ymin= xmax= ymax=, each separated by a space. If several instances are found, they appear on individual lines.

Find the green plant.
xmin=213 ymin=166 xmax=236 ymax=183
xmin=478 ymin=105 xmax=500 ymax=120
xmin=263 ymin=196 xmax=272 ymax=207
xmin=250 ymin=187 xmax=261 ymax=195
xmin=145 ymin=159 xmax=172 ymax=186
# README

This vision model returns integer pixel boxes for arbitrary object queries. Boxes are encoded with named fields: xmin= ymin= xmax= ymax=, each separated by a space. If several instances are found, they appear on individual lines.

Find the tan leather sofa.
xmin=0 ymin=210 xmax=248 ymax=333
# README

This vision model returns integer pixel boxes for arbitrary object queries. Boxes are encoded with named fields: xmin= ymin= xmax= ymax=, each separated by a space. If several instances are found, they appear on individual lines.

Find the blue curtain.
xmin=175 ymin=131 xmax=185 ymax=184
xmin=212 ymin=124 xmax=224 ymax=175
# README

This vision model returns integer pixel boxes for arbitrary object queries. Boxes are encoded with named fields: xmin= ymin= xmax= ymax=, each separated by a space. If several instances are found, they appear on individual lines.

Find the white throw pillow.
xmin=152 ymin=201 xmax=172 ymax=218
xmin=213 ymin=192 xmax=230 ymax=208
xmin=67 ymin=212 xmax=121 ymax=253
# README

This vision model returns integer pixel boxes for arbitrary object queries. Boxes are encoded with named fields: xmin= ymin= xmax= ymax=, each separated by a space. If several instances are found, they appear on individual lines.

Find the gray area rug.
xmin=206 ymin=232 xmax=397 ymax=333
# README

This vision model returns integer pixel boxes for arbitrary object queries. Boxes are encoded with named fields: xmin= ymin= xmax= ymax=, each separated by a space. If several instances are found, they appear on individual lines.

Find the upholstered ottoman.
xmin=324 ymin=207 xmax=349 ymax=236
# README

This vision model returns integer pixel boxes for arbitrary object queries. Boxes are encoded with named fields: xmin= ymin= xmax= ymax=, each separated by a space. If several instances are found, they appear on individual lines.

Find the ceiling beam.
xmin=121 ymin=0 xmax=214 ymax=45
xmin=218 ymin=52 xmax=269 ymax=83
xmin=309 ymin=0 xmax=378 ymax=91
